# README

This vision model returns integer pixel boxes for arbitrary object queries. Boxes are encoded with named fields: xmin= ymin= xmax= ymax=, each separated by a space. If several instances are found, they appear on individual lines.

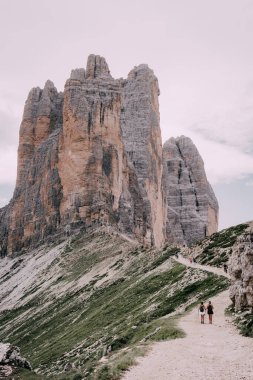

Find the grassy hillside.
xmin=192 ymin=223 xmax=250 ymax=267
xmin=0 ymin=230 xmax=229 ymax=379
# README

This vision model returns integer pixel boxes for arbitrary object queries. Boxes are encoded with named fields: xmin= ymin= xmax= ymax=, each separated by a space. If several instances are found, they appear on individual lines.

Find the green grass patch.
xmin=196 ymin=223 xmax=248 ymax=267
xmin=145 ymin=247 xmax=180 ymax=272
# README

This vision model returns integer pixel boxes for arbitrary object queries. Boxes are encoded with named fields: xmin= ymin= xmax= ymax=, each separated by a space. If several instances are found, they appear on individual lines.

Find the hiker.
xmin=206 ymin=301 xmax=214 ymax=324
xmin=223 ymin=264 xmax=228 ymax=273
xmin=199 ymin=302 xmax=206 ymax=324
xmin=189 ymin=256 xmax=193 ymax=264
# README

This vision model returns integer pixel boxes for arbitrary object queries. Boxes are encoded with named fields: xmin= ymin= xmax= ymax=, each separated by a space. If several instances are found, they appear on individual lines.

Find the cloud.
xmin=0 ymin=110 xmax=19 ymax=148
xmin=0 ymin=181 xmax=15 ymax=208
xmin=190 ymin=113 xmax=253 ymax=154
xmin=246 ymin=180 xmax=253 ymax=187
xmin=162 ymin=82 xmax=253 ymax=186
xmin=191 ymin=132 xmax=253 ymax=184
xmin=188 ymin=82 xmax=253 ymax=154
xmin=0 ymin=146 xmax=17 ymax=184
xmin=0 ymin=92 xmax=20 ymax=207
xmin=0 ymin=91 xmax=22 ymax=155
xmin=162 ymin=122 xmax=253 ymax=186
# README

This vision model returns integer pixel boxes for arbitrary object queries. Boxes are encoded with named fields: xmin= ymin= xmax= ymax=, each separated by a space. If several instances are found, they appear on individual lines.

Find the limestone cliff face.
xmin=0 ymin=55 xmax=219 ymax=255
xmin=229 ymin=225 xmax=253 ymax=310
xmin=0 ymin=81 xmax=63 ymax=254
xmin=58 ymin=55 xmax=149 ymax=243
xmin=121 ymin=65 xmax=166 ymax=247
xmin=0 ymin=55 xmax=166 ymax=255
xmin=163 ymin=136 xmax=218 ymax=246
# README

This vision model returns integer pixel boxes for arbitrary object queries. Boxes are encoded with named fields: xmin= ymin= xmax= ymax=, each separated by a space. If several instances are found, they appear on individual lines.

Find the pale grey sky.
xmin=0 ymin=0 xmax=253 ymax=229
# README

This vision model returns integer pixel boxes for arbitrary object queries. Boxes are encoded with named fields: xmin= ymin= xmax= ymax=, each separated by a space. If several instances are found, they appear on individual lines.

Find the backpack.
xmin=200 ymin=305 xmax=204 ymax=312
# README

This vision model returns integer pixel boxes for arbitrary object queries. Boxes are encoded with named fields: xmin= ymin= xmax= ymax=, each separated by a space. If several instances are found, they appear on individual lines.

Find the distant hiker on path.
xmin=223 ymin=264 xmax=228 ymax=273
xmin=206 ymin=301 xmax=214 ymax=324
xmin=199 ymin=302 xmax=206 ymax=324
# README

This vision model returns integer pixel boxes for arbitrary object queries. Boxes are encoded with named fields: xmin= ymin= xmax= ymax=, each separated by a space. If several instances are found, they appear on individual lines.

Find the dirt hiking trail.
xmin=123 ymin=257 xmax=253 ymax=380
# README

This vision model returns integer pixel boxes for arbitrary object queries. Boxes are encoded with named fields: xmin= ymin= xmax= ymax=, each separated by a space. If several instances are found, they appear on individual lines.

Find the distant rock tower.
xmin=163 ymin=136 xmax=219 ymax=246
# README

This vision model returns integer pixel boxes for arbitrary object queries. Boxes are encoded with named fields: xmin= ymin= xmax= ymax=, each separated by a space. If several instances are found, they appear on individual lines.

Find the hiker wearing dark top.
xmin=223 ymin=264 xmax=228 ymax=273
xmin=199 ymin=302 xmax=206 ymax=324
xmin=206 ymin=301 xmax=214 ymax=324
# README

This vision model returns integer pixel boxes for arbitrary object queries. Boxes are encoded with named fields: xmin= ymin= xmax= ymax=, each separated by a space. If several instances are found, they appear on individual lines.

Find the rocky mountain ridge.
xmin=0 ymin=54 xmax=218 ymax=255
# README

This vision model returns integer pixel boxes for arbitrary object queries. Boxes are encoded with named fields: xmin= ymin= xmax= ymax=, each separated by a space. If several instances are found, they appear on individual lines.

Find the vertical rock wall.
xmin=229 ymin=227 xmax=253 ymax=310
xmin=58 ymin=56 xmax=149 ymax=242
xmin=1 ymin=81 xmax=63 ymax=254
xmin=121 ymin=65 xmax=166 ymax=246
xmin=163 ymin=136 xmax=218 ymax=246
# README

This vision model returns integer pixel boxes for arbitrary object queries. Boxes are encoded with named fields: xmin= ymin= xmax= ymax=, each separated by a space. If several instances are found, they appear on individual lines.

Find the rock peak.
xmin=70 ymin=68 xmax=86 ymax=82
xmin=127 ymin=64 xmax=155 ymax=80
xmin=163 ymin=135 xmax=218 ymax=245
xmin=85 ymin=54 xmax=112 ymax=80
xmin=44 ymin=79 xmax=56 ymax=90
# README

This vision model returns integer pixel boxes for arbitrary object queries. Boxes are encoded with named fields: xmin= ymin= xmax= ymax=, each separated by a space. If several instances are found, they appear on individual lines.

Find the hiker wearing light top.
xmin=206 ymin=301 xmax=214 ymax=324
xmin=199 ymin=302 xmax=206 ymax=324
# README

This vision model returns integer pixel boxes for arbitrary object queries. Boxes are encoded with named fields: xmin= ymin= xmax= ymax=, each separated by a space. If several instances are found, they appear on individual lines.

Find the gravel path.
xmin=123 ymin=259 xmax=253 ymax=380
xmin=174 ymin=254 xmax=230 ymax=279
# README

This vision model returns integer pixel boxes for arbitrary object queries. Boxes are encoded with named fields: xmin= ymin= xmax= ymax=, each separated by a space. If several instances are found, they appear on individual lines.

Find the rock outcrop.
xmin=163 ymin=136 xmax=218 ymax=246
xmin=0 ymin=343 xmax=31 ymax=377
xmin=229 ymin=226 xmax=253 ymax=310
xmin=0 ymin=55 xmax=166 ymax=255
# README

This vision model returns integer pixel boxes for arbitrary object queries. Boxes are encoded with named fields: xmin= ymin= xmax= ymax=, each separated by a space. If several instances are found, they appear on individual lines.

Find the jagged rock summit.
xmin=0 ymin=55 xmax=218 ymax=255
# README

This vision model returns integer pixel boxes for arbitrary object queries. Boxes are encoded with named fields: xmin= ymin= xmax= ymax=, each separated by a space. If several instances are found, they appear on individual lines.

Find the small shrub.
xmin=152 ymin=327 xmax=183 ymax=341
xmin=96 ymin=365 xmax=111 ymax=380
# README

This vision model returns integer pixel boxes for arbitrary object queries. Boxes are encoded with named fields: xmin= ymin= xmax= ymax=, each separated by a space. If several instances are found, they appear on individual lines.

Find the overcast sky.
xmin=0 ymin=0 xmax=253 ymax=229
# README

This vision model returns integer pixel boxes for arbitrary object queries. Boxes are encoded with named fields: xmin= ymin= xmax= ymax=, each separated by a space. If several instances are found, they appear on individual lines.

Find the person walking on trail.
xmin=206 ymin=301 xmax=214 ymax=324
xmin=199 ymin=302 xmax=206 ymax=324
xmin=223 ymin=264 xmax=228 ymax=273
